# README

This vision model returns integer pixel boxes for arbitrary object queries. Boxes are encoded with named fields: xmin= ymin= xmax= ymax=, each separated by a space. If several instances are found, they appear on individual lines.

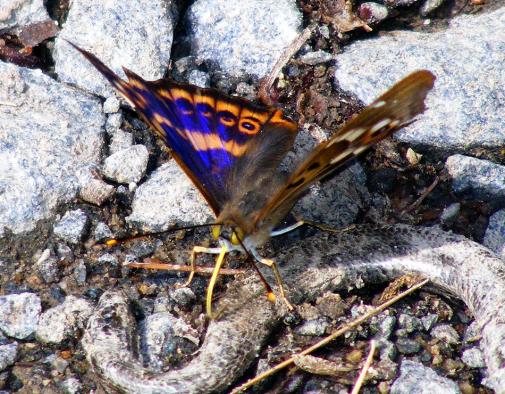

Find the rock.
xmin=55 ymin=0 xmax=176 ymax=97
xmin=462 ymin=347 xmax=485 ymax=369
xmin=358 ymin=2 xmax=389 ymax=25
xmin=0 ymin=62 xmax=103 ymax=237
xmin=334 ymin=8 xmax=505 ymax=154
xmin=398 ymin=314 xmax=422 ymax=333
xmin=105 ymin=113 xmax=123 ymax=134
xmin=53 ymin=209 xmax=88 ymax=244
xmin=0 ymin=341 xmax=18 ymax=371
xmin=126 ymin=161 xmax=214 ymax=232
xmin=186 ymin=0 xmax=302 ymax=78
xmin=102 ymin=145 xmax=149 ymax=184
xmin=60 ymin=377 xmax=83 ymax=394
xmin=383 ymin=0 xmax=419 ymax=6
xmin=35 ymin=296 xmax=93 ymax=344
xmin=445 ymin=155 xmax=505 ymax=201
xmin=439 ymin=203 xmax=460 ymax=226
xmin=109 ymin=130 xmax=134 ymax=154
xmin=295 ymin=317 xmax=330 ymax=336
xmin=396 ymin=338 xmax=421 ymax=355
xmin=0 ymin=293 xmax=41 ymax=339
xmin=77 ymin=168 xmax=115 ymax=206
xmin=431 ymin=324 xmax=460 ymax=345
xmin=0 ymin=0 xmax=50 ymax=30
xmin=420 ymin=0 xmax=445 ymax=16
xmin=421 ymin=314 xmax=438 ymax=331
xmin=483 ymin=209 xmax=505 ymax=259
xmin=34 ymin=249 xmax=60 ymax=283
xmin=93 ymin=222 xmax=113 ymax=242
xmin=170 ymin=287 xmax=196 ymax=308
xmin=102 ymin=96 xmax=120 ymax=114
xmin=187 ymin=70 xmax=210 ymax=88
xmin=299 ymin=50 xmax=334 ymax=66
xmin=391 ymin=360 xmax=461 ymax=394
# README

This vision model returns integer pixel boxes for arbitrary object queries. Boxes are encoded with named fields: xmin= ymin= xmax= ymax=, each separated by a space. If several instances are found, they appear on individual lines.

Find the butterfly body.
xmin=69 ymin=41 xmax=435 ymax=316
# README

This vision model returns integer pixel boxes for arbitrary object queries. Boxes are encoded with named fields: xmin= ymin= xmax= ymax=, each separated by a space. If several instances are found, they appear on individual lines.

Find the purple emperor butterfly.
xmin=70 ymin=42 xmax=435 ymax=317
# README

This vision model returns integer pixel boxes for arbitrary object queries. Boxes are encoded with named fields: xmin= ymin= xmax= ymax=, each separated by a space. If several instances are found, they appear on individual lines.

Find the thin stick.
xmin=258 ymin=25 xmax=315 ymax=105
xmin=126 ymin=258 xmax=245 ymax=276
xmin=350 ymin=340 xmax=376 ymax=394
xmin=401 ymin=175 xmax=441 ymax=215
xmin=231 ymin=278 xmax=429 ymax=393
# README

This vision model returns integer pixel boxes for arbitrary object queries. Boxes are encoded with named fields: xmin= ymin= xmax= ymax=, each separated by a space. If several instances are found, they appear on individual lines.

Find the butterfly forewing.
xmin=69 ymin=42 xmax=298 ymax=215
xmin=255 ymin=70 xmax=436 ymax=225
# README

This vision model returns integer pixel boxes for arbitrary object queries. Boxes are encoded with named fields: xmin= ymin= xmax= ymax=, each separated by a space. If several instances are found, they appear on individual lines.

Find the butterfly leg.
xmin=258 ymin=258 xmax=294 ymax=311
xmin=206 ymin=245 xmax=228 ymax=319
xmin=178 ymin=245 xmax=225 ymax=288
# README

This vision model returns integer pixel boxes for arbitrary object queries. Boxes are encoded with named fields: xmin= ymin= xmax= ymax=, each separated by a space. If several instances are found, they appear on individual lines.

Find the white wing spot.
xmin=371 ymin=100 xmax=386 ymax=108
xmin=344 ymin=127 xmax=367 ymax=142
xmin=370 ymin=118 xmax=392 ymax=134
xmin=330 ymin=150 xmax=352 ymax=165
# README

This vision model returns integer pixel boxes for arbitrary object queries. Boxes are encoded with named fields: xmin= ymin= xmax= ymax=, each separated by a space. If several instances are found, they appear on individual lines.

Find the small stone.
xmin=431 ymin=324 xmax=460 ymax=345
xmin=421 ymin=314 xmax=438 ymax=331
xmin=391 ymin=360 xmax=460 ymax=394
xmin=77 ymin=170 xmax=115 ymax=206
xmin=446 ymin=155 xmax=505 ymax=201
xmin=103 ymin=96 xmax=120 ymax=113
xmin=35 ymin=296 xmax=93 ymax=344
xmin=60 ymin=377 xmax=83 ymax=394
xmin=0 ymin=293 xmax=41 ymax=339
xmin=105 ymin=113 xmax=123 ymax=134
xmin=34 ymin=250 xmax=60 ymax=284
xmin=315 ymin=292 xmax=346 ymax=319
xmin=187 ymin=70 xmax=210 ymax=88
xmin=463 ymin=321 xmax=481 ymax=343
xmin=0 ymin=342 xmax=18 ymax=371
xmin=170 ymin=287 xmax=196 ymax=308
xmin=45 ymin=354 xmax=69 ymax=374
xmin=420 ymin=0 xmax=445 ymax=16
xmin=93 ymin=222 xmax=113 ymax=242
xmin=109 ymin=130 xmax=134 ymax=154
xmin=299 ymin=50 xmax=333 ymax=66
xmin=318 ymin=25 xmax=330 ymax=39
xmin=359 ymin=2 xmax=389 ymax=25
xmin=102 ymin=145 xmax=149 ymax=184
xmin=396 ymin=338 xmax=421 ymax=355
xmin=483 ymin=209 xmax=505 ymax=259
xmin=373 ymin=315 xmax=397 ymax=339
xmin=405 ymin=147 xmax=422 ymax=166
xmin=295 ymin=317 xmax=330 ymax=336
xmin=73 ymin=260 xmax=87 ymax=284
xmin=56 ymin=244 xmax=74 ymax=262
xmin=376 ymin=339 xmax=397 ymax=361
xmin=346 ymin=349 xmax=363 ymax=364
xmin=383 ymin=0 xmax=419 ymax=6
xmin=440 ymin=203 xmax=461 ymax=226
xmin=53 ymin=209 xmax=89 ymax=244
xmin=462 ymin=347 xmax=485 ymax=368
xmin=398 ymin=314 xmax=422 ymax=333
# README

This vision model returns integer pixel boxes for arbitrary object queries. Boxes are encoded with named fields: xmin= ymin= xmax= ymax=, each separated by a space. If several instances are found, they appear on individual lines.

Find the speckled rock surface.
xmin=0 ymin=293 xmax=41 ymax=339
xmin=334 ymin=7 xmax=505 ymax=154
xmin=0 ymin=61 xmax=103 ymax=237
xmin=186 ymin=0 xmax=302 ymax=78
xmin=483 ymin=209 xmax=505 ymax=259
xmin=54 ymin=0 xmax=176 ymax=97
xmin=0 ymin=0 xmax=50 ymax=30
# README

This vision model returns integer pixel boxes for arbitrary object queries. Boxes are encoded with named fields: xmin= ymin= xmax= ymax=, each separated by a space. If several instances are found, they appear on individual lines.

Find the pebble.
xmin=483 ymin=209 xmax=505 ymax=259
xmin=439 ymin=203 xmax=461 ymax=226
xmin=431 ymin=324 xmax=460 ymax=345
xmin=187 ymin=70 xmax=210 ymax=88
xmin=358 ymin=2 xmax=389 ymax=24
xmin=102 ymin=145 xmax=149 ymax=184
xmin=77 ymin=169 xmax=115 ymax=206
xmin=102 ymin=96 xmax=121 ymax=113
xmin=295 ymin=317 xmax=331 ymax=336
xmin=391 ymin=360 xmax=461 ymax=393
xmin=0 ymin=293 xmax=41 ymax=339
xmin=420 ymin=0 xmax=445 ymax=16
xmin=0 ymin=342 xmax=18 ymax=371
xmin=299 ymin=50 xmax=334 ymax=66
xmin=53 ymin=209 xmax=88 ymax=244
xmin=109 ymin=130 xmax=134 ymax=154
xmin=93 ymin=222 xmax=113 ymax=242
xmin=461 ymin=347 xmax=485 ymax=369
xmin=396 ymin=338 xmax=422 ymax=355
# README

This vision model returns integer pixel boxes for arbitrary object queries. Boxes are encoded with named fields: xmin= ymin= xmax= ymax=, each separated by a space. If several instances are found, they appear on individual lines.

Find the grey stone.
xmin=463 ymin=321 xmax=481 ymax=343
xmin=420 ymin=0 xmax=445 ymax=16
xmin=391 ymin=360 xmax=460 ymax=394
xmin=103 ymin=96 xmax=120 ymax=114
xmin=186 ymin=0 xmax=302 ymax=78
xmin=55 ymin=0 xmax=176 ymax=98
xmin=93 ymin=222 xmax=113 ymax=242
xmin=102 ymin=145 xmax=149 ymax=184
xmin=358 ymin=2 xmax=389 ymax=25
xmin=383 ymin=0 xmax=419 ymax=6
xmin=483 ymin=209 xmax=505 ymax=259
xmin=170 ymin=287 xmax=196 ymax=308
xmin=462 ymin=347 xmax=485 ymax=369
xmin=34 ymin=249 xmax=60 ymax=283
xmin=96 ymin=253 xmax=119 ymax=268
xmin=106 ymin=113 xmax=123 ymax=134
xmin=372 ymin=315 xmax=396 ymax=339
xmin=396 ymin=338 xmax=421 ymax=355
xmin=334 ymin=8 xmax=505 ymax=154
xmin=109 ymin=130 xmax=134 ymax=154
xmin=0 ymin=293 xmax=41 ymax=339
xmin=73 ymin=260 xmax=87 ymax=284
xmin=126 ymin=161 xmax=214 ymax=232
xmin=295 ymin=317 xmax=330 ymax=336
xmin=376 ymin=339 xmax=397 ymax=361
xmin=53 ymin=209 xmax=88 ymax=244
xmin=431 ymin=324 xmax=460 ymax=345
xmin=76 ymin=168 xmax=115 ymax=206
xmin=0 ymin=341 xmax=18 ymax=371
xmin=446 ymin=155 xmax=505 ymax=201
xmin=141 ymin=312 xmax=199 ymax=371
xmin=36 ymin=296 xmax=93 ymax=344
xmin=187 ymin=70 xmax=210 ymax=88
xmin=0 ymin=0 xmax=50 ymax=30
xmin=421 ymin=314 xmax=438 ymax=331
xmin=0 ymin=62 xmax=103 ymax=237
xmin=45 ymin=353 xmax=69 ymax=373
xmin=398 ymin=313 xmax=422 ymax=333
xmin=60 ymin=377 xmax=83 ymax=394
xmin=439 ymin=203 xmax=460 ymax=226
xmin=299 ymin=50 xmax=334 ymax=66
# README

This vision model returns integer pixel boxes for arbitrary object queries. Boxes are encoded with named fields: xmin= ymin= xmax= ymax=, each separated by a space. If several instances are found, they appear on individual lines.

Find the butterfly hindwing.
xmin=70 ymin=42 xmax=298 ymax=215
xmin=255 ymin=70 xmax=436 ymax=225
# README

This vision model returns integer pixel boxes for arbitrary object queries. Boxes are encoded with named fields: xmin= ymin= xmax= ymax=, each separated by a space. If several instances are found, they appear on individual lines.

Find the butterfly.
xmin=69 ymin=41 xmax=435 ymax=317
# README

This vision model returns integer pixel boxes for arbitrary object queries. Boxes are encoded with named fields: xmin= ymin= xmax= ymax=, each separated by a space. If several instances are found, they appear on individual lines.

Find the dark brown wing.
xmin=254 ymin=70 xmax=436 ymax=226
